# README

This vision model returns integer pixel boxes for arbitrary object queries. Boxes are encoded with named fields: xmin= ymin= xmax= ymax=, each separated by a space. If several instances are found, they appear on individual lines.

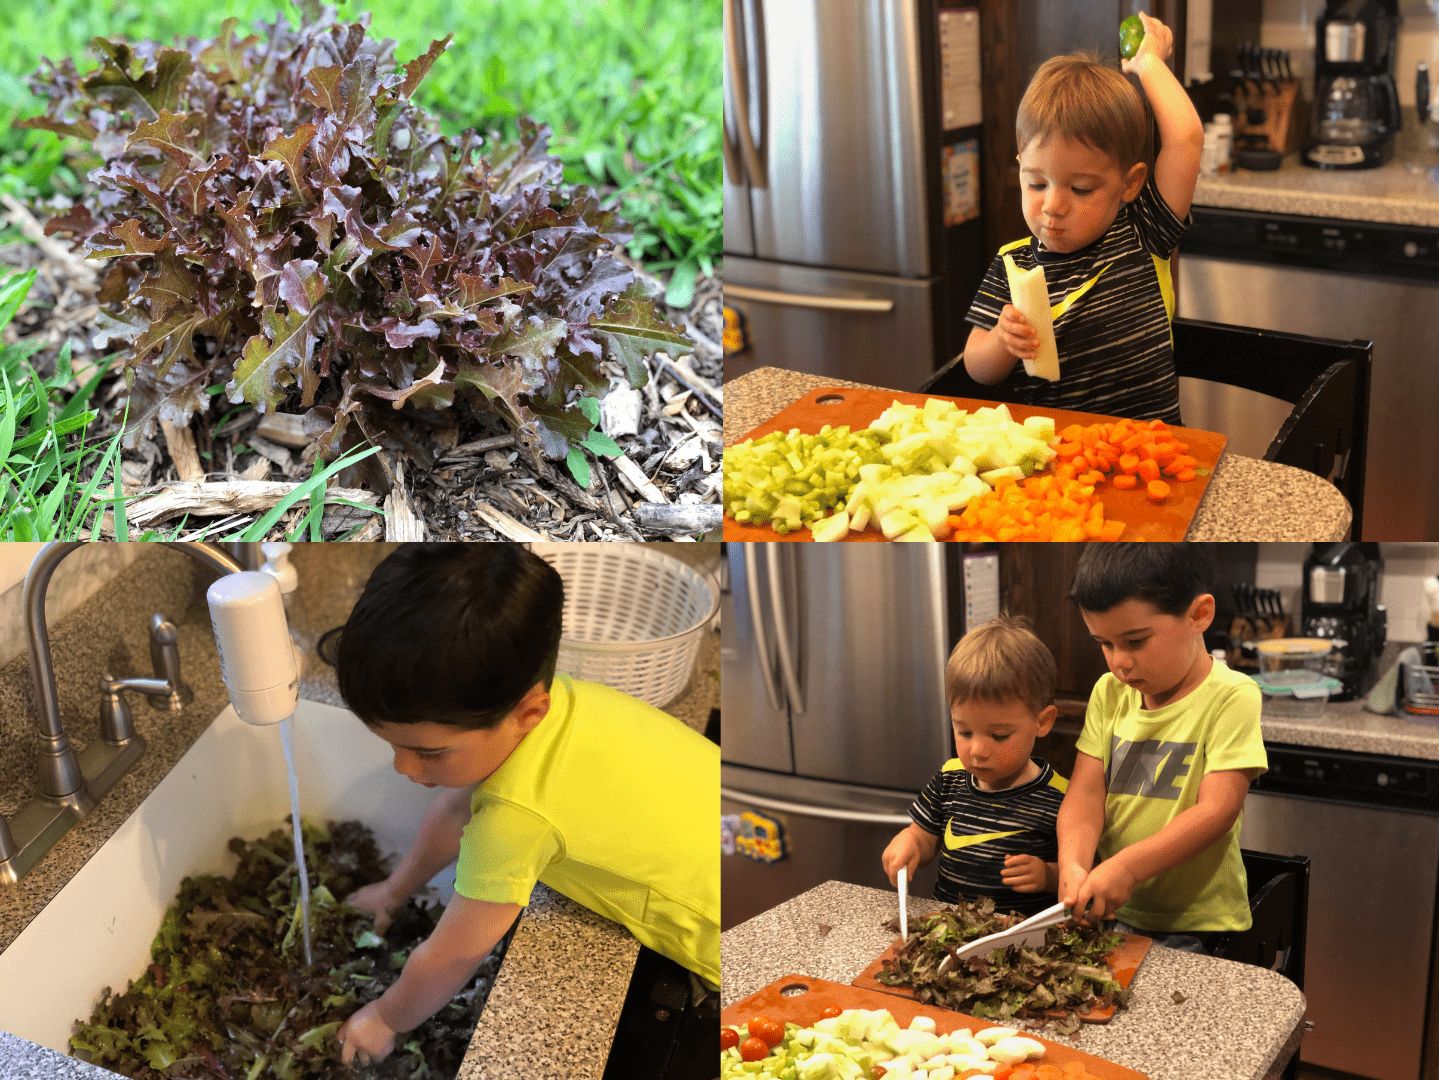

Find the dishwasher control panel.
xmin=1255 ymin=742 xmax=1439 ymax=811
xmin=1186 ymin=207 xmax=1439 ymax=284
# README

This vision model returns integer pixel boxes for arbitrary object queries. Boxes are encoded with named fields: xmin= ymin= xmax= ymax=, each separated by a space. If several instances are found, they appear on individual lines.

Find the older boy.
xmin=1057 ymin=544 xmax=1267 ymax=954
xmin=332 ymin=544 xmax=718 ymax=1064
xmin=963 ymin=13 xmax=1204 ymax=422
xmin=882 ymin=617 xmax=1068 ymax=918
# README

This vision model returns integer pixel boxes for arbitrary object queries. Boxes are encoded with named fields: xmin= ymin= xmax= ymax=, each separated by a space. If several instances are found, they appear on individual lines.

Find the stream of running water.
xmin=279 ymin=714 xmax=313 ymax=968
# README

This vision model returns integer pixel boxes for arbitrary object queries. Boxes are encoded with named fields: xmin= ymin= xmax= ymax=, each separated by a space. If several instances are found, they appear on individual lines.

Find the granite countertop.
xmin=725 ymin=367 xmax=1350 ymax=542
xmin=723 ymin=881 xmax=1306 ymax=1080
xmin=0 ymin=544 xmax=720 ymax=1080
xmin=1193 ymin=107 xmax=1439 ymax=226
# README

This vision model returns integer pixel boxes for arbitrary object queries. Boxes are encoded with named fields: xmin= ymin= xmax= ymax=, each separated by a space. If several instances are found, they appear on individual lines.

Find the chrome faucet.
xmin=0 ymin=542 xmax=245 ymax=886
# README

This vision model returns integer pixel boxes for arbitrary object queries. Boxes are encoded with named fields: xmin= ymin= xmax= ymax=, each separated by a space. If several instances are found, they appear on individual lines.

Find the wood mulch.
xmin=0 ymin=194 xmax=722 ymax=542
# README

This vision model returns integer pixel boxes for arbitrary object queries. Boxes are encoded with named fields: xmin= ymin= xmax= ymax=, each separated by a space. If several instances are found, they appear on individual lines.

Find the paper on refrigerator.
xmin=1003 ymin=254 xmax=1060 ymax=381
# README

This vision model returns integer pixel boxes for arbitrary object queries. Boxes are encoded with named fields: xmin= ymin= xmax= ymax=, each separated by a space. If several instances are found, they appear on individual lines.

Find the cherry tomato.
xmin=739 ymin=1036 xmax=770 ymax=1062
xmin=748 ymin=1016 xmax=785 ymax=1048
xmin=720 ymin=1027 xmax=740 ymax=1051
xmin=820 ymin=1005 xmax=843 ymax=1019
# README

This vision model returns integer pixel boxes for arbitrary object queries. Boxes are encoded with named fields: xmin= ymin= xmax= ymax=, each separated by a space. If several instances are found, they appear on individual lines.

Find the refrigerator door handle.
xmin=766 ymin=544 xmax=806 ymax=714
xmin=723 ymin=0 xmax=766 ymax=188
xmin=721 ymin=786 xmax=913 ymax=826
xmin=744 ymin=544 xmax=784 ymax=713
xmin=723 ymin=283 xmax=896 ymax=313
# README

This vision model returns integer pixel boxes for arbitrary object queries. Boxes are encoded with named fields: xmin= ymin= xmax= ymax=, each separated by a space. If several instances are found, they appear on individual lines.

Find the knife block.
xmin=1234 ymin=80 xmax=1303 ymax=155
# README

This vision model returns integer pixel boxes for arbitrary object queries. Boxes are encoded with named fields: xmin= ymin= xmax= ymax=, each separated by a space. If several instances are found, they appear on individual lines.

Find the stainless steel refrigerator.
xmin=722 ymin=0 xmax=988 ymax=389
xmin=721 ymin=544 xmax=958 ymax=929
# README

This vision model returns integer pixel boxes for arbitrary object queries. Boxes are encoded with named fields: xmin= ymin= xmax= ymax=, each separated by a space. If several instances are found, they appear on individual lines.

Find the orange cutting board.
xmin=853 ymin=932 xmax=1152 ymax=1024
xmin=724 ymin=974 xmax=1149 ymax=1079
xmin=722 ymin=386 xmax=1226 ymax=542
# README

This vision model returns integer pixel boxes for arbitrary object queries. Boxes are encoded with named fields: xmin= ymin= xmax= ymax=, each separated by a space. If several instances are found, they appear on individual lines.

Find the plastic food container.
xmin=1257 ymin=638 xmax=1342 ymax=676
xmin=1252 ymin=670 xmax=1343 ymax=718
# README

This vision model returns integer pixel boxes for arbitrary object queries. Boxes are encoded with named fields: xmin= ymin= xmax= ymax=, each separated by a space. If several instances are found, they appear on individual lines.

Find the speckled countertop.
xmin=723 ymin=881 xmax=1306 ymax=1080
xmin=0 ymin=543 xmax=720 ymax=1080
xmin=1193 ymin=108 xmax=1439 ymax=226
xmin=725 ymin=367 xmax=1350 ymax=542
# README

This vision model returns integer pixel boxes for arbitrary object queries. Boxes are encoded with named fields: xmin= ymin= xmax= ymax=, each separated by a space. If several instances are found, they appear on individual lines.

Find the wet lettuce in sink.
xmin=69 ymin=820 xmax=499 ymax=1079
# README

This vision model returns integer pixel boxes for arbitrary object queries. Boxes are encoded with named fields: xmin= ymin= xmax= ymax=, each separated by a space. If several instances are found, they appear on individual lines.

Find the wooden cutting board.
xmin=724 ymin=974 xmax=1149 ymax=1079
xmin=722 ymin=386 xmax=1226 ymax=542
xmin=852 ymin=932 xmax=1152 ymax=1024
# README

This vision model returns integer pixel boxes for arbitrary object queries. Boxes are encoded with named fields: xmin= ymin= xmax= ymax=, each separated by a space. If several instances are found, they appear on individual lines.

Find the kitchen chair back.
xmin=918 ymin=319 xmax=1372 ymax=537
xmin=1214 ymin=848 xmax=1311 ymax=1080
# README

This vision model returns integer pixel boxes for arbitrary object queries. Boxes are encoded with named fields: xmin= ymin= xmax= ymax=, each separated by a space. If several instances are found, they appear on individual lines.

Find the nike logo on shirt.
xmin=944 ymin=821 xmax=1025 ymax=850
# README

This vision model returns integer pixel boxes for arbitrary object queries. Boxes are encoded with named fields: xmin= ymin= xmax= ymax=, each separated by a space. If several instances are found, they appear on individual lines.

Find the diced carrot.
xmin=1087 ymin=501 xmax=1105 ymax=521
xmin=947 ymin=515 xmax=965 ymax=531
xmin=1173 ymin=454 xmax=1197 ymax=470
xmin=1148 ymin=419 xmax=1169 ymax=431
xmin=1175 ymin=467 xmax=1196 ymax=482
xmin=1010 ymin=1065 xmax=1037 ymax=1080
xmin=1118 ymin=453 xmax=1140 ymax=473
xmin=1121 ymin=432 xmax=1147 ymax=452
xmin=1036 ymin=1066 xmax=1063 ymax=1080
xmin=1175 ymin=441 xmax=1189 ymax=453
xmin=1056 ymin=441 xmax=1082 ymax=459
xmin=1147 ymin=479 xmax=1171 ymax=502
xmin=1136 ymin=458 xmax=1161 ymax=483
xmin=1062 ymin=1063 xmax=1090 ymax=1076
xmin=1060 ymin=424 xmax=1085 ymax=443
xmin=1111 ymin=473 xmax=1137 ymax=490
xmin=1080 ymin=426 xmax=1101 ymax=448
xmin=1100 ymin=519 xmax=1126 ymax=541
xmin=1083 ymin=518 xmax=1104 ymax=538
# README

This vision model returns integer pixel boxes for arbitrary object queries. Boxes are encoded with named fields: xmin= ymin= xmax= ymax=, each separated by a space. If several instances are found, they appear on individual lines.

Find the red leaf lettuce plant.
xmin=18 ymin=0 xmax=691 ymax=480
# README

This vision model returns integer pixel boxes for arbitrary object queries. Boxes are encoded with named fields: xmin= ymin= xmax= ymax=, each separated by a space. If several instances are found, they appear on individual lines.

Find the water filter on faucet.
xmin=207 ymin=571 xmax=300 ymax=726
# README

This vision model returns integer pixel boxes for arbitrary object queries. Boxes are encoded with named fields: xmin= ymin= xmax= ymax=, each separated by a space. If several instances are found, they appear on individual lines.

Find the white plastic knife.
xmin=938 ymin=900 xmax=1073 ymax=971
xmin=898 ymin=865 xmax=908 ymax=941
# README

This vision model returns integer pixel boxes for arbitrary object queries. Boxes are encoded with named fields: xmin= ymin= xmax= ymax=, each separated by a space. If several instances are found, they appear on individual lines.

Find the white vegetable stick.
xmin=898 ymin=865 xmax=908 ymax=941
xmin=1003 ymin=254 xmax=1060 ymax=382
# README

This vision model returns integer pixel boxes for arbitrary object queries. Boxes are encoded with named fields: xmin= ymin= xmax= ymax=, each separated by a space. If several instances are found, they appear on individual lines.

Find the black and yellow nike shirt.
xmin=965 ymin=176 xmax=1190 ymax=424
xmin=909 ymin=756 xmax=1068 ymax=917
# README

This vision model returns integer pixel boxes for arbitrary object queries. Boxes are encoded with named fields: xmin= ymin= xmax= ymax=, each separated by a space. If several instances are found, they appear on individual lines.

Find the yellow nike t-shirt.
xmin=1076 ymin=659 xmax=1268 ymax=933
xmin=453 ymin=675 xmax=719 ymax=985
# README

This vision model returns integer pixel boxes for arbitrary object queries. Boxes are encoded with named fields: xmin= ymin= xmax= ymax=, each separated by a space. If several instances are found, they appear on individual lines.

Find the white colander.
xmin=531 ymin=545 xmax=718 ymax=707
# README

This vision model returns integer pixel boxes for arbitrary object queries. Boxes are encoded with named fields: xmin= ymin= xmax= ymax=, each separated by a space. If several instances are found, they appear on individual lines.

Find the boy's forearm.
xmin=1130 ymin=53 xmax=1204 ymax=149
xmin=373 ymin=938 xmax=485 ymax=1034
xmin=1108 ymin=798 xmax=1238 ymax=886
xmin=387 ymin=798 xmax=468 ymax=899
xmin=908 ymin=823 xmax=940 ymax=866
xmin=964 ymin=325 xmax=1019 ymax=385
xmin=1055 ymin=788 xmax=1104 ymax=872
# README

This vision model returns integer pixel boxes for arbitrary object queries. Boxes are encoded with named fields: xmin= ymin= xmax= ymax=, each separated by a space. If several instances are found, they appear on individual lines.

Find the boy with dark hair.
xmin=332 ymin=544 xmax=718 ymax=1065
xmin=882 ymin=616 xmax=1069 ymax=918
xmin=1057 ymin=544 xmax=1267 ymax=955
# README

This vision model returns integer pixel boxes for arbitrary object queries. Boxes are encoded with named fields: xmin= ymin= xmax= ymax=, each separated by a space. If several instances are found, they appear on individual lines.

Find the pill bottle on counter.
xmin=1211 ymin=113 xmax=1233 ymax=171
xmin=1201 ymin=125 xmax=1220 ymax=176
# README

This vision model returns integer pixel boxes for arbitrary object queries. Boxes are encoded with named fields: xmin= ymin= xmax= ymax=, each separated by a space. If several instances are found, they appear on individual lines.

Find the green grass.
xmin=0 ymin=0 xmax=720 ymax=296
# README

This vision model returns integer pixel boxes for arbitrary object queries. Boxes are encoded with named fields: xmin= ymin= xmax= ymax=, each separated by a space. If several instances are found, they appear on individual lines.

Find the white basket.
xmin=532 ymin=545 xmax=718 ymax=707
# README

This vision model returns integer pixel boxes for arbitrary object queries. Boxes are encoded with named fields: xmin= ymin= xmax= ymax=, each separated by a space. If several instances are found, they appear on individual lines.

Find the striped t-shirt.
xmin=910 ymin=757 xmax=1068 ymax=917
xmin=965 ymin=176 xmax=1190 ymax=423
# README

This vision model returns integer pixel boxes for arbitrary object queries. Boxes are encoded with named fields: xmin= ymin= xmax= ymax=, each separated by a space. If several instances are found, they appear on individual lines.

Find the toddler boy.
xmin=963 ymin=14 xmax=1204 ymax=422
xmin=882 ymin=617 xmax=1068 ymax=918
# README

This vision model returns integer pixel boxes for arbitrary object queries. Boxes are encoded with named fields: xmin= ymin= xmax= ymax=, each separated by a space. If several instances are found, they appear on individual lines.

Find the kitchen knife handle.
xmin=744 ymin=544 xmax=784 ymax=713
xmin=766 ymin=544 xmax=806 ymax=715
xmin=723 ymin=284 xmax=896 ymax=313
xmin=723 ymin=0 xmax=767 ymax=189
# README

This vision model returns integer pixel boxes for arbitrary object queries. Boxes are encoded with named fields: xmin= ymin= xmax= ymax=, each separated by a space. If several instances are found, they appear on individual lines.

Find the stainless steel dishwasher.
xmin=1239 ymin=742 xmax=1439 ymax=1080
xmin=1177 ymin=207 xmax=1439 ymax=541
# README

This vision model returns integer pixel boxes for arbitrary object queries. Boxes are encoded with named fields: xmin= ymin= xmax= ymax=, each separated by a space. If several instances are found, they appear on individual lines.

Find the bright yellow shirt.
xmin=454 ymin=675 xmax=719 ymax=984
xmin=1076 ymin=659 xmax=1267 ymax=932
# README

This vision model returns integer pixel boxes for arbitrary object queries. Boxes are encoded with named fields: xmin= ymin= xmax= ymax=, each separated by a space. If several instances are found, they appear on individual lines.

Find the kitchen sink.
xmin=0 ymin=698 xmax=452 ymax=1057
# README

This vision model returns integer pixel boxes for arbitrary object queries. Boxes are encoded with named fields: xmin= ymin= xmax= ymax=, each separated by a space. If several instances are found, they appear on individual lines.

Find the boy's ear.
xmin=1122 ymin=160 xmax=1147 ymax=202
xmin=1035 ymin=704 xmax=1058 ymax=738
xmin=509 ymin=683 xmax=551 ymax=734
xmin=1188 ymin=592 xmax=1216 ymax=635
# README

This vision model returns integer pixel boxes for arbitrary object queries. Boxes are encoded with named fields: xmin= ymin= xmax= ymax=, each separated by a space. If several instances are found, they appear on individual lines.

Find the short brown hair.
xmin=944 ymin=616 xmax=1056 ymax=717
xmin=1017 ymin=53 xmax=1148 ymax=172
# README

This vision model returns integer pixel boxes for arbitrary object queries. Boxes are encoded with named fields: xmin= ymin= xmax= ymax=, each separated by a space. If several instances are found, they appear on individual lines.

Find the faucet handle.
xmin=146 ymin=613 xmax=193 ymax=711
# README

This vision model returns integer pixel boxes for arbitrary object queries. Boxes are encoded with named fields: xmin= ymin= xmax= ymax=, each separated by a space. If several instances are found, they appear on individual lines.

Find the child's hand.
xmin=1058 ymin=862 xmax=1090 ymax=914
xmin=1121 ymin=12 xmax=1173 ymax=73
xmin=996 ymin=304 xmax=1038 ymax=362
xmin=1066 ymin=859 xmax=1137 ymax=926
xmin=1000 ymin=854 xmax=1048 ymax=893
xmin=881 ymin=831 xmax=922 ymax=888
xmin=345 ymin=880 xmax=406 ymax=937
xmin=338 ymin=1000 xmax=397 ymax=1066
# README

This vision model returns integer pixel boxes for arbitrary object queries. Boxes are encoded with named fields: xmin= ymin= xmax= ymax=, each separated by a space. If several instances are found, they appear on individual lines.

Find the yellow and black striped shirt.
xmin=966 ymin=177 xmax=1189 ymax=423
xmin=910 ymin=756 xmax=1068 ymax=917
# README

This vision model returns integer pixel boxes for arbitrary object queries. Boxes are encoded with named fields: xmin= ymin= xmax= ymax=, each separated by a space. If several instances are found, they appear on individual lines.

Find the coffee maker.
xmin=1302 ymin=0 xmax=1401 ymax=169
xmin=1300 ymin=543 xmax=1387 ymax=700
